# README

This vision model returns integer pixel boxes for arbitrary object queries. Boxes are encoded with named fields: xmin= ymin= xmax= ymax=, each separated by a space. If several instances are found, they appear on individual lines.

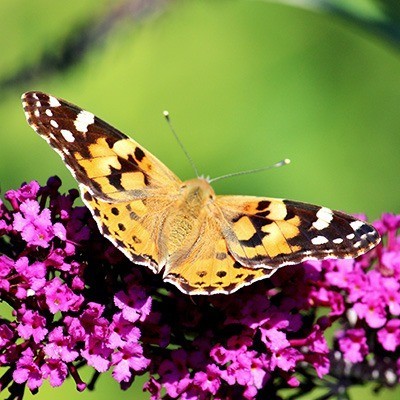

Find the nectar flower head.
xmin=0 ymin=178 xmax=398 ymax=399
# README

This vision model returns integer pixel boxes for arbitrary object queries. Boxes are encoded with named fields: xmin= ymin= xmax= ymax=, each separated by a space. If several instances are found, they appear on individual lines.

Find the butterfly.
xmin=22 ymin=91 xmax=381 ymax=295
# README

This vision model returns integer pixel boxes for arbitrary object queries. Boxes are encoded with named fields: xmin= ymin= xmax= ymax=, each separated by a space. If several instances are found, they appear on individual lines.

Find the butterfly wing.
xmin=216 ymin=196 xmax=380 ymax=270
xmin=81 ymin=189 xmax=178 ymax=271
xmin=22 ymin=91 xmax=182 ymax=271
xmin=164 ymin=213 xmax=273 ymax=295
xmin=22 ymin=91 xmax=181 ymax=202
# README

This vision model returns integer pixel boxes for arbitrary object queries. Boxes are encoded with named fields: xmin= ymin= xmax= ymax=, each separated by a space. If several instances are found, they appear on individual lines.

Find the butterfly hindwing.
xmin=81 ymin=188 xmax=162 ymax=271
xmin=164 ymin=214 xmax=273 ymax=295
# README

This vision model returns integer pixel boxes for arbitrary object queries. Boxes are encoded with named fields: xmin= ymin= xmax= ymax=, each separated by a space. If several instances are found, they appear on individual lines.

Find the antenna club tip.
xmin=284 ymin=158 xmax=291 ymax=165
xmin=163 ymin=110 xmax=170 ymax=119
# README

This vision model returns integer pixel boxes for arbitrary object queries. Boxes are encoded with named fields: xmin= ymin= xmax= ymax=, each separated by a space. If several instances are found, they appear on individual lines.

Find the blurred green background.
xmin=1 ymin=0 xmax=399 ymax=399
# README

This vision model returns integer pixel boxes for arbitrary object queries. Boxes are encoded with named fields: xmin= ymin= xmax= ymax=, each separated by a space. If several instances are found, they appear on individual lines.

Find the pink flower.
xmin=193 ymin=364 xmax=222 ymax=395
xmin=81 ymin=337 xmax=112 ymax=372
xmin=44 ymin=327 xmax=79 ymax=362
xmin=114 ymin=287 xmax=152 ymax=323
xmin=13 ymin=199 xmax=65 ymax=247
xmin=382 ymin=278 xmax=400 ymax=315
xmin=268 ymin=347 xmax=303 ymax=372
xmin=353 ymin=297 xmax=387 ymax=328
xmin=17 ymin=309 xmax=48 ymax=343
xmin=41 ymin=359 xmax=68 ymax=387
xmin=108 ymin=312 xmax=141 ymax=349
xmin=377 ymin=319 xmax=400 ymax=351
xmin=13 ymin=348 xmax=43 ymax=390
xmin=111 ymin=343 xmax=150 ymax=382
xmin=338 ymin=328 xmax=369 ymax=363
xmin=44 ymin=277 xmax=83 ymax=313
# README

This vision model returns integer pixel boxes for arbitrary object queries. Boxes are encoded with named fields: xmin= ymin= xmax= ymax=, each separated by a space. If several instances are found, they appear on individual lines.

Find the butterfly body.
xmin=22 ymin=92 xmax=381 ymax=295
xmin=162 ymin=178 xmax=215 ymax=254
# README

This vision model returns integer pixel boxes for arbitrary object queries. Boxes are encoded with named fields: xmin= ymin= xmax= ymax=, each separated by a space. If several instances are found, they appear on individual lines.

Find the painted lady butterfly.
xmin=22 ymin=92 xmax=380 ymax=295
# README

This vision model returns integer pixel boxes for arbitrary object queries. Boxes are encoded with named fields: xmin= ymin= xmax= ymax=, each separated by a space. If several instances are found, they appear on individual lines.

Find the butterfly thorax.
xmin=179 ymin=178 xmax=216 ymax=209
xmin=162 ymin=178 xmax=216 ymax=256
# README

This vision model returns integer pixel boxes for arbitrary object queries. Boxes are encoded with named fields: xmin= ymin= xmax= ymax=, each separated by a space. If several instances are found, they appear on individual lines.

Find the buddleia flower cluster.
xmin=0 ymin=178 xmax=399 ymax=399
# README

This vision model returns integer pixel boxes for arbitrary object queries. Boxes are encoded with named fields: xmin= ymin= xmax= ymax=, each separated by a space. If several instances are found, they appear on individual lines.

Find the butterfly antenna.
xmin=208 ymin=158 xmax=291 ymax=183
xmin=163 ymin=111 xmax=199 ymax=177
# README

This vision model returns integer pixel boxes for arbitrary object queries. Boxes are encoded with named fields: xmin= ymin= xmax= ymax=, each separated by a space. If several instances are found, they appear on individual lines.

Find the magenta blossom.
xmin=0 ymin=178 xmax=399 ymax=400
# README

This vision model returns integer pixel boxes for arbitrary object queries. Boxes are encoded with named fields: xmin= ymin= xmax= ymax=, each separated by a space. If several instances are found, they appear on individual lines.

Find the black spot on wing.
xmin=102 ymin=224 xmax=111 ymax=236
xmin=83 ymin=191 xmax=92 ymax=201
xmin=115 ymin=238 xmax=129 ymax=250
xmin=74 ymin=143 xmax=92 ymax=159
xmin=245 ymin=273 xmax=256 ymax=283
xmin=105 ymin=136 xmax=117 ymax=148
xmin=127 ymin=154 xmax=139 ymax=167
xmin=239 ymin=230 xmax=269 ymax=247
xmin=132 ymin=235 xmax=142 ymax=244
xmin=111 ymin=207 xmax=119 ymax=215
xmin=257 ymin=200 xmax=271 ymax=210
xmin=118 ymin=223 xmax=126 ymax=232
xmin=134 ymin=147 xmax=145 ymax=162
xmin=237 ymin=214 xmax=272 ymax=248
xmin=284 ymin=209 xmax=296 ymax=221
xmin=233 ymin=261 xmax=242 ymax=269
xmin=255 ymin=210 xmax=270 ymax=218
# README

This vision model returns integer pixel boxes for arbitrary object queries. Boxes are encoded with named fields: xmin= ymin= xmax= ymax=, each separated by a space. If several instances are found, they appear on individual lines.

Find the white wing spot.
xmin=50 ymin=120 xmax=59 ymax=128
xmin=74 ymin=110 xmax=95 ymax=133
xmin=353 ymin=241 xmax=362 ymax=248
xmin=45 ymin=109 xmax=53 ymax=117
xmin=60 ymin=129 xmax=75 ymax=143
xmin=34 ymin=109 xmax=40 ymax=117
xmin=311 ymin=236 xmax=329 ymax=245
xmin=346 ymin=233 xmax=355 ymax=240
xmin=35 ymin=101 xmax=41 ymax=107
xmin=333 ymin=238 xmax=343 ymax=244
xmin=312 ymin=207 xmax=333 ymax=230
xmin=350 ymin=220 xmax=364 ymax=231
xmin=48 ymin=96 xmax=61 ymax=107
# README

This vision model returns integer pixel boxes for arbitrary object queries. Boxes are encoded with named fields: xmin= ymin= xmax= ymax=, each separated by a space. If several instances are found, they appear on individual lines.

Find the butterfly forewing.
xmin=22 ymin=91 xmax=181 ymax=202
xmin=216 ymin=196 xmax=380 ymax=270
xmin=22 ymin=91 xmax=381 ymax=295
